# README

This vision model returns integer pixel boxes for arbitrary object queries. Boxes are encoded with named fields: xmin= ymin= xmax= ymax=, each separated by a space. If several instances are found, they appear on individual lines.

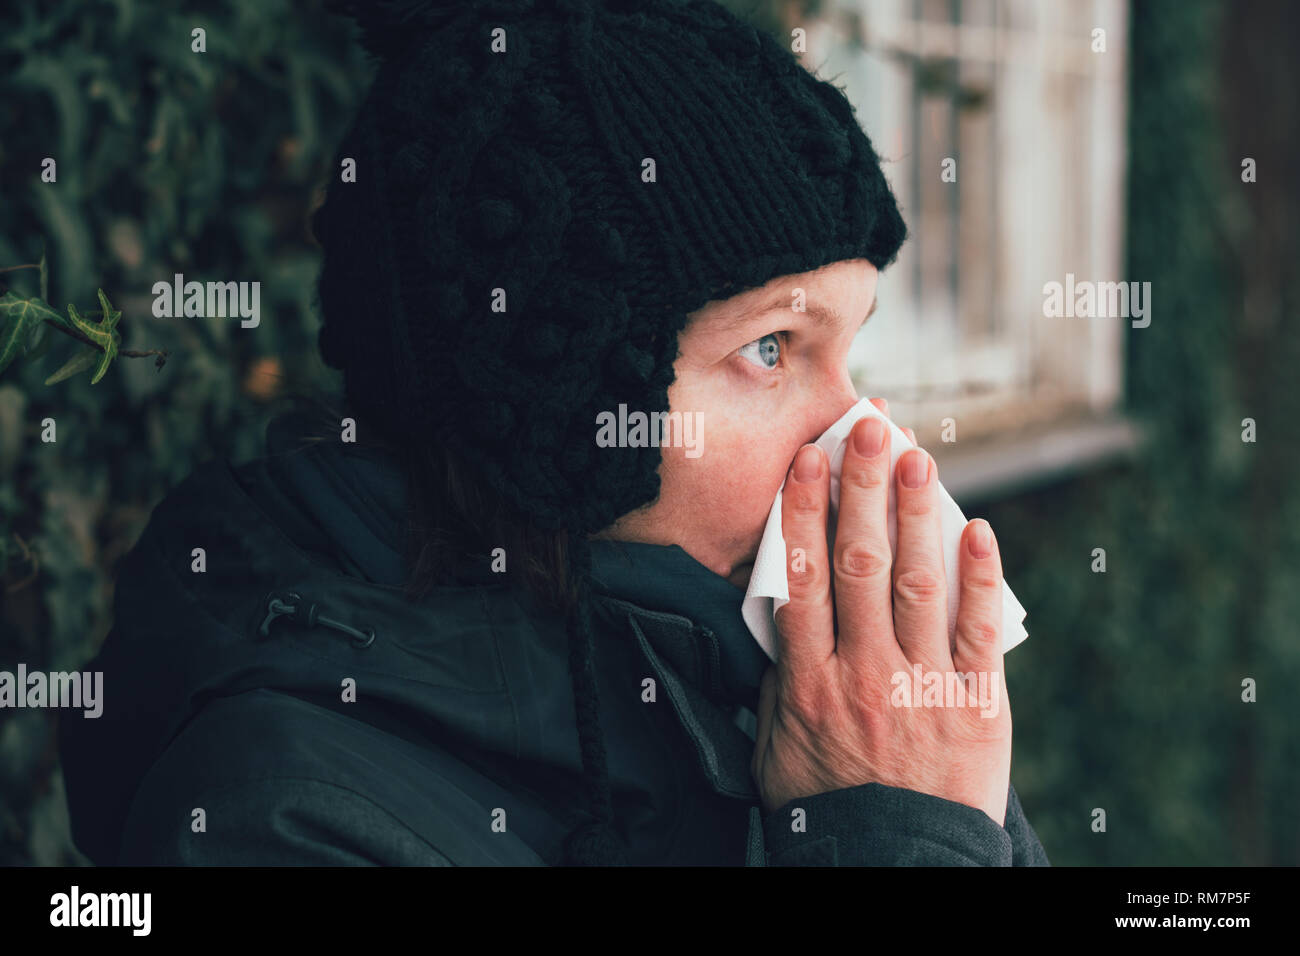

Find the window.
xmin=785 ymin=0 xmax=1141 ymax=500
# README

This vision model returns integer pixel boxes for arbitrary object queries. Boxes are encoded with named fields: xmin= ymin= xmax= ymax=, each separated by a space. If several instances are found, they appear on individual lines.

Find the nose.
xmin=805 ymin=366 xmax=862 ymax=444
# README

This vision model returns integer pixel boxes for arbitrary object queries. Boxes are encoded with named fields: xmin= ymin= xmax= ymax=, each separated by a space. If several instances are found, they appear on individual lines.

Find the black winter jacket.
xmin=59 ymin=411 xmax=1050 ymax=866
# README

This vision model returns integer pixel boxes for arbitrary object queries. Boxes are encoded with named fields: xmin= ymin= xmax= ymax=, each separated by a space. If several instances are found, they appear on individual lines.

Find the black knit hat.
xmin=314 ymin=0 xmax=907 ymax=865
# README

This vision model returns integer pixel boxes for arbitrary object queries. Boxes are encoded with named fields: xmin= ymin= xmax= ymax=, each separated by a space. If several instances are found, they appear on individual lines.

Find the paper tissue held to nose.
xmin=740 ymin=397 xmax=1029 ymax=662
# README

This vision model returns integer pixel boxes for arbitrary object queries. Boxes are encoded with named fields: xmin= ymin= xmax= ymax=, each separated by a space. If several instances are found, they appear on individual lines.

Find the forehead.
xmin=688 ymin=260 xmax=878 ymax=334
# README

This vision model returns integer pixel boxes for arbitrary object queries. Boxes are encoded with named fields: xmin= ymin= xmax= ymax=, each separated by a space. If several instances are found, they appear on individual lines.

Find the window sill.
xmin=926 ymin=412 xmax=1147 ymax=505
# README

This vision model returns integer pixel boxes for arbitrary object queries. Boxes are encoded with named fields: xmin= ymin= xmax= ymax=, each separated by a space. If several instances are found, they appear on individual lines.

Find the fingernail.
xmin=968 ymin=519 xmax=991 ymax=558
xmin=793 ymin=444 xmax=822 ymax=482
xmin=900 ymin=449 xmax=930 ymax=488
xmin=852 ymin=417 xmax=886 ymax=457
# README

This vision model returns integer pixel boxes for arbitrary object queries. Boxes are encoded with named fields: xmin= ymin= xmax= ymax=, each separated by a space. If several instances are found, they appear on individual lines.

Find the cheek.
xmin=662 ymin=423 xmax=802 ymax=536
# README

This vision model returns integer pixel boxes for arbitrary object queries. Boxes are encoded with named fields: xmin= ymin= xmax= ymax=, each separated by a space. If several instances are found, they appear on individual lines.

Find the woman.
xmin=60 ymin=0 xmax=1048 ymax=866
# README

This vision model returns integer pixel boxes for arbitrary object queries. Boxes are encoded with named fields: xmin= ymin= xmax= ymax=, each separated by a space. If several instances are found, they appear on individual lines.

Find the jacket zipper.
xmin=692 ymin=623 xmax=724 ymax=701
xmin=257 ymin=590 xmax=376 ymax=648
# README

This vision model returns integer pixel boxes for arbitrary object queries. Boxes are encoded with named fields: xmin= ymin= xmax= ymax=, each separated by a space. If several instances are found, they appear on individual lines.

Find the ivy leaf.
xmin=43 ymin=346 xmax=101 ymax=385
xmin=39 ymin=242 xmax=48 ymax=303
xmin=95 ymin=288 xmax=122 ymax=330
xmin=66 ymin=301 xmax=112 ymax=347
xmin=26 ymin=322 xmax=53 ymax=362
xmin=89 ymin=328 xmax=120 ymax=384
xmin=67 ymin=295 xmax=121 ymax=384
xmin=1 ymin=290 xmax=124 ymax=384
xmin=0 ymin=292 xmax=62 ymax=376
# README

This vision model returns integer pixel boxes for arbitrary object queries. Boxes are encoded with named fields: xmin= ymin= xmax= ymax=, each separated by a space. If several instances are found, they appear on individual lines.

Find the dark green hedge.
xmin=981 ymin=0 xmax=1299 ymax=864
xmin=0 ymin=0 xmax=371 ymax=864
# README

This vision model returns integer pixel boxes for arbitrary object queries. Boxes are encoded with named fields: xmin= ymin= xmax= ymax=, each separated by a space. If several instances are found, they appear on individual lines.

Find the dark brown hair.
xmin=269 ymin=384 xmax=582 ymax=617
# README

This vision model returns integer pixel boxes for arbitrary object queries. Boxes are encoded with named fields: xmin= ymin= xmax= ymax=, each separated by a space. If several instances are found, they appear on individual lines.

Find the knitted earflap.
xmin=558 ymin=534 xmax=629 ymax=865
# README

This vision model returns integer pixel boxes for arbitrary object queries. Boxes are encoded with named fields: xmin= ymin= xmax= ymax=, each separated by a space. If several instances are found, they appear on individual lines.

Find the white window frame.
xmin=794 ymin=0 xmax=1141 ymax=500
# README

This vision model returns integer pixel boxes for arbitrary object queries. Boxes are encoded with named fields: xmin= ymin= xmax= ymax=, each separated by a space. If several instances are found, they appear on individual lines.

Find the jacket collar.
xmin=587 ymin=539 xmax=767 ymax=708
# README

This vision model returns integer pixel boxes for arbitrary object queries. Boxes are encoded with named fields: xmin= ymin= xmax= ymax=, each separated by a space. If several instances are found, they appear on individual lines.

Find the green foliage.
xmin=979 ymin=0 xmax=1300 ymax=865
xmin=0 ymin=287 xmax=131 ymax=385
xmin=0 ymin=0 xmax=373 ymax=865
xmin=0 ymin=293 xmax=60 ymax=375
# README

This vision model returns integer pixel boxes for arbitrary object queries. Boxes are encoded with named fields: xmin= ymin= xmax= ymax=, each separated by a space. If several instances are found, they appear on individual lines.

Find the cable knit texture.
xmin=314 ymin=0 xmax=907 ymax=865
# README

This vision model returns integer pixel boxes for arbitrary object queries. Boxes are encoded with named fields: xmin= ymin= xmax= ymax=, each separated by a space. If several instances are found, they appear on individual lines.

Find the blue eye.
xmin=738 ymin=332 xmax=782 ymax=370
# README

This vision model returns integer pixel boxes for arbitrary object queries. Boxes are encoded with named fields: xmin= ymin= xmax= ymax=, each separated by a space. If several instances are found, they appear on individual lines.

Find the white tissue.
xmin=740 ymin=397 xmax=1029 ymax=662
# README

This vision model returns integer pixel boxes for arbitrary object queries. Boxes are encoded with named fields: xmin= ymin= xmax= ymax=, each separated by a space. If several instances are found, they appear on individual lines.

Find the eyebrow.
xmin=709 ymin=290 xmax=878 ymax=335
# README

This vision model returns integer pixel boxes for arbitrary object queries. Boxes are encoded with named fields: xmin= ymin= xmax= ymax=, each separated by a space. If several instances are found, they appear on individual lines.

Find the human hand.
xmin=751 ymin=398 xmax=1012 ymax=826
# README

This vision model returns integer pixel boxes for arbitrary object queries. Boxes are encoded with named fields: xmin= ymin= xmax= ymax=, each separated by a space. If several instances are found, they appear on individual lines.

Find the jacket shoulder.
xmin=119 ymin=688 xmax=548 ymax=866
